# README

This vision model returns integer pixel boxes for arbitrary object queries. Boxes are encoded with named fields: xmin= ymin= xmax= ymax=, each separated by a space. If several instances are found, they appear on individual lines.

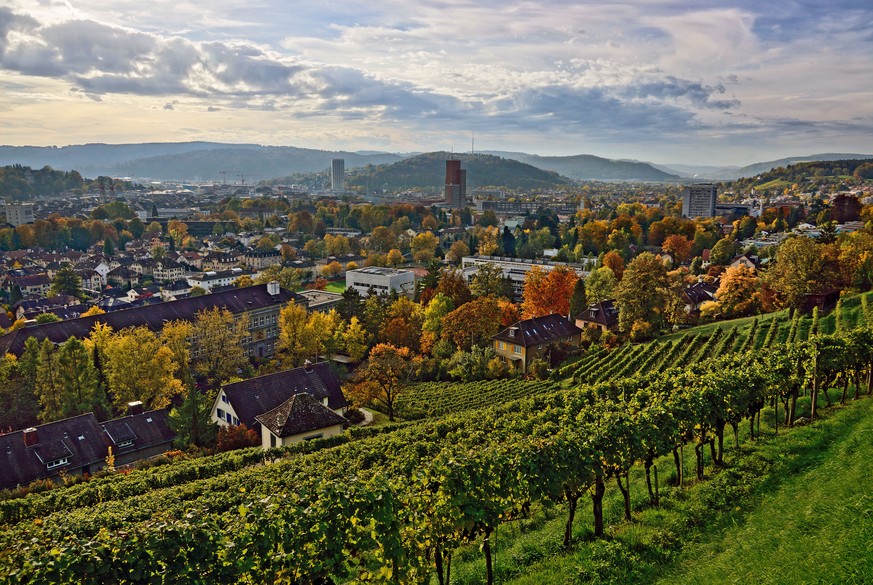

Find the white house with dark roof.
xmin=212 ymin=361 xmax=348 ymax=449
xmin=255 ymin=392 xmax=347 ymax=448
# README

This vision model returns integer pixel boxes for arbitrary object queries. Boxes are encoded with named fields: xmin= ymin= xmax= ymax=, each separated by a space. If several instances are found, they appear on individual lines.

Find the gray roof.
xmin=493 ymin=313 xmax=582 ymax=347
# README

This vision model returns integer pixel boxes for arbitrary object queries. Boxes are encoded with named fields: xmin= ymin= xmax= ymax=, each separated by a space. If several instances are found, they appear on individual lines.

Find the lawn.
xmin=324 ymin=280 xmax=346 ymax=293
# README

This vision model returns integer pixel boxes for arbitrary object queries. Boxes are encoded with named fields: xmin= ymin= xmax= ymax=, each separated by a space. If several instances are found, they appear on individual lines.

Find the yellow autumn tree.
xmin=103 ymin=326 xmax=183 ymax=412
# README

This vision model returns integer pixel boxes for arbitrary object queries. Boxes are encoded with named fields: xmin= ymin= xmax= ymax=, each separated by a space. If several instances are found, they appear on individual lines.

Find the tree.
xmin=57 ymin=337 xmax=107 ymax=420
xmin=716 ymin=265 xmax=761 ymax=317
xmin=103 ymin=327 xmax=183 ymax=412
xmin=765 ymin=236 xmax=831 ymax=309
xmin=709 ymin=237 xmax=737 ymax=266
xmin=322 ymin=261 xmax=344 ymax=278
xmin=254 ymin=266 xmax=305 ymax=291
xmin=35 ymin=339 xmax=64 ymax=422
xmin=411 ymin=231 xmax=439 ymax=264
xmin=233 ymin=275 xmax=254 ymax=288
xmin=470 ymin=262 xmax=514 ymax=299
xmin=276 ymin=301 xmax=317 ymax=368
xmin=340 ymin=316 xmax=370 ymax=362
xmin=614 ymin=252 xmax=669 ymax=334
xmin=446 ymin=240 xmax=470 ymax=265
xmin=521 ymin=266 xmax=579 ymax=319
xmin=434 ymin=269 xmax=472 ymax=307
xmin=191 ymin=308 xmax=249 ymax=387
xmin=347 ymin=344 xmax=418 ymax=421
xmin=662 ymin=234 xmax=693 ymax=264
xmin=368 ymin=226 xmax=396 ymax=253
xmin=189 ymin=286 xmax=207 ymax=297
xmin=0 ymin=353 xmax=38 ymax=430
xmin=160 ymin=320 xmax=194 ymax=387
xmin=169 ymin=387 xmax=217 ymax=449
xmin=569 ymin=278 xmax=588 ymax=318
xmin=585 ymin=267 xmax=617 ymax=304
xmin=601 ymin=251 xmax=625 ymax=281
xmin=442 ymin=296 xmax=502 ymax=351
xmin=336 ymin=286 xmax=364 ymax=321
xmin=215 ymin=424 xmax=261 ymax=452
xmin=50 ymin=265 xmax=84 ymax=299
xmin=80 ymin=305 xmax=106 ymax=317
xmin=386 ymin=248 xmax=404 ymax=268
xmin=35 ymin=313 xmax=60 ymax=324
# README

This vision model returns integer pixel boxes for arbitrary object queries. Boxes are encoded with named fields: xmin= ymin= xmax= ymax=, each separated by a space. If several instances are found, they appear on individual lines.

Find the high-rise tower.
xmin=445 ymin=159 xmax=466 ymax=209
xmin=331 ymin=158 xmax=345 ymax=192
xmin=681 ymin=183 xmax=717 ymax=218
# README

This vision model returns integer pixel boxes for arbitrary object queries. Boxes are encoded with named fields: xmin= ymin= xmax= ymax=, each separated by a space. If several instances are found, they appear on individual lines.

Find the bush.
xmin=215 ymin=424 xmax=261 ymax=452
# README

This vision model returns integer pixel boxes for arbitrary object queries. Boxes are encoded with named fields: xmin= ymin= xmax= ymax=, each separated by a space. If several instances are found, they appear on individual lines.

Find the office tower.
xmin=682 ymin=183 xmax=717 ymax=218
xmin=445 ymin=159 xmax=467 ymax=209
xmin=5 ymin=203 xmax=34 ymax=227
xmin=331 ymin=159 xmax=345 ymax=192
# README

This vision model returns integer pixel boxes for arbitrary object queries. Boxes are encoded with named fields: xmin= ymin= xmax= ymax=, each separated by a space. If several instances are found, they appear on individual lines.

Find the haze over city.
xmin=1 ymin=0 xmax=871 ymax=166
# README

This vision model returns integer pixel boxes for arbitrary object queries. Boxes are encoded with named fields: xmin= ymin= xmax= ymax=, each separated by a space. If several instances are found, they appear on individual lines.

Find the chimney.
xmin=127 ymin=401 xmax=144 ymax=416
xmin=267 ymin=280 xmax=280 ymax=296
xmin=303 ymin=359 xmax=313 ymax=373
xmin=23 ymin=427 xmax=38 ymax=448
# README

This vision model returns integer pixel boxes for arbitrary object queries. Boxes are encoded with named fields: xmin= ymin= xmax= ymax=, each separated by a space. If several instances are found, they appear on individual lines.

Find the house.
xmin=212 ymin=361 xmax=348 ymax=448
xmin=346 ymin=267 xmax=415 ymax=297
xmin=682 ymin=278 xmax=720 ymax=315
xmin=492 ymin=313 xmax=582 ymax=373
xmin=243 ymin=249 xmax=282 ymax=270
xmin=255 ymin=392 xmax=347 ymax=448
xmin=0 ymin=403 xmax=174 ymax=490
xmin=575 ymin=300 xmax=620 ymax=332
xmin=729 ymin=254 xmax=761 ymax=270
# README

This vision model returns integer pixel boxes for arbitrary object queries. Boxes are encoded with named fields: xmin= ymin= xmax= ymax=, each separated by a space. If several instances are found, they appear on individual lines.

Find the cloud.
xmin=207 ymin=106 xmax=220 ymax=112
xmin=163 ymin=102 xmax=174 ymax=110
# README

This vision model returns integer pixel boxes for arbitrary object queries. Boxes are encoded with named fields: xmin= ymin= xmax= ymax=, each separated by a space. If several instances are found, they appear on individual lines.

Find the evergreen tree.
xmin=569 ymin=277 xmax=588 ymax=318
xmin=35 ymin=339 xmax=64 ymax=422
xmin=168 ymin=388 xmax=217 ymax=449
xmin=50 ymin=265 xmax=84 ymax=299
xmin=57 ymin=337 xmax=108 ymax=419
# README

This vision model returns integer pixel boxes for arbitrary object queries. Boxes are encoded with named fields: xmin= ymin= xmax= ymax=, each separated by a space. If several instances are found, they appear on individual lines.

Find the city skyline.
xmin=1 ymin=1 xmax=871 ymax=166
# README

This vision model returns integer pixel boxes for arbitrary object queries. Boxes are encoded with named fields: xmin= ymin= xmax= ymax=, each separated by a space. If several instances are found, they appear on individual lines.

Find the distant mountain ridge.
xmin=657 ymin=153 xmax=873 ymax=180
xmin=0 ymin=143 xmax=401 ymax=182
xmin=483 ymin=151 xmax=681 ymax=181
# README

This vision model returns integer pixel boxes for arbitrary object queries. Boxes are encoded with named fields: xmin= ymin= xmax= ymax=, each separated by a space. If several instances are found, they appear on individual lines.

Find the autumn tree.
xmin=765 ymin=236 xmax=831 ymax=309
xmin=446 ymin=240 xmax=470 ymax=264
xmin=386 ymin=248 xmax=404 ymax=268
xmin=80 ymin=305 xmax=106 ymax=317
xmin=276 ymin=301 xmax=317 ymax=368
xmin=435 ymin=268 xmax=472 ymax=307
xmin=102 ymin=327 xmax=183 ymax=412
xmin=477 ymin=226 xmax=501 ymax=256
xmin=380 ymin=297 xmax=424 ymax=352
xmin=614 ymin=252 xmax=669 ymax=335
xmin=442 ymin=296 xmax=502 ymax=351
xmin=254 ymin=266 xmax=305 ymax=291
xmin=421 ymin=293 xmax=455 ymax=354
xmin=191 ymin=308 xmax=249 ymax=387
xmin=347 ymin=344 xmax=418 ymax=421
xmin=368 ymin=226 xmax=396 ymax=253
xmin=601 ymin=251 xmax=625 ymax=281
xmin=411 ymin=231 xmax=439 ymax=264
xmin=521 ymin=266 xmax=579 ymax=319
xmin=160 ymin=320 xmax=194 ymax=387
xmin=662 ymin=234 xmax=693 ymax=264
xmin=716 ymin=265 xmax=761 ymax=317
xmin=339 ymin=316 xmax=370 ymax=362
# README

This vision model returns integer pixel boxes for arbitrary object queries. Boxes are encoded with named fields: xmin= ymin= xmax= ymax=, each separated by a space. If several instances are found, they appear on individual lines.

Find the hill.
xmin=731 ymin=157 xmax=873 ymax=190
xmin=660 ymin=153 xmax=873 ymax=180
xmin=485 ymin=150 xmax=680 ymax=181
xmin=0 ymin=143 xmax=402 ymax=182
xmin=346 ymin=151 xmax=573 ymax=192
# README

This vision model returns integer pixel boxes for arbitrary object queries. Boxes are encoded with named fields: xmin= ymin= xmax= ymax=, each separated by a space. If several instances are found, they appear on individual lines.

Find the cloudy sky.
xmin=1 ymin=0 xmax=871 ymax=165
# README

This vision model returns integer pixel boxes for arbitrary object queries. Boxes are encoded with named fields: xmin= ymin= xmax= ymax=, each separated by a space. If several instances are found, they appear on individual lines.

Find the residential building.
xmin=683 ymin=278 xmax=720 ymax=316
xmin=187 ymin=268 xmax=249 ymax=292
xmin=255 ymin=392 xmax=347 ymax=448
xmin=243 ymin=249 xmax=282 ymax=270
xmin=681 ymin=183 xmax=717 ymax=219
xmin=212 ymin=362 xmax=348 ymax=449
xmin=445 ymin=159 xmax=467 ymax=209
xmin=296 ymin=290 xmax=343 ymax=313
xmin=0 ymin=283 xmax=303 ymax=359
xmin=0 ymin=403 xmax=174 ymax=490
xmin=575 ymin=300 xmax=620 ymax=332
xmin=346 ymin=267 xmax=415 ymax=296
xmin=492 ymin=313 xmax=582 ymax=373
xmin=5 ymin=203 xmax=34 ymax=227
xmin=461 ymin=255 xmax=590 ymax=300
xmin=331 ymin=158 xmax=345 ymax=192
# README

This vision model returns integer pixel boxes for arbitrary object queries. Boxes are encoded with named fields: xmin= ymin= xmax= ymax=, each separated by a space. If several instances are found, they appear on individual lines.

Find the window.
xmin=498 ymin=341 xmax=505 ymax=350
xmin=221 ymin=394 xmax=229 ymax=404
xmin=303 ymin=433 xmax=323 ymax=441
xmin=270 ymin=434 xmax=276 ymax=448
xmin=46 ymin=458 xmax=69 ymax=470
xmin=117 ymin=440 xmax=134 ymax=449
xmin=233 ymin=416 xmax=240 ymax=425
xmin=225 ymin=412 xmax=232 ymax=423
xmin=217 ymin=408 xmax=225 ymax=419
xmin=513 ymin=345 xmax=522 ymax=354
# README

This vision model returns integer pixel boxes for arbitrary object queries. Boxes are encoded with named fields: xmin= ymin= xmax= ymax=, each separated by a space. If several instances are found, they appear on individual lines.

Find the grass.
xmin=324 ymin=280 xmax=346 ymax=293
xmin=435 ymin=396 xmax=873 ymax=585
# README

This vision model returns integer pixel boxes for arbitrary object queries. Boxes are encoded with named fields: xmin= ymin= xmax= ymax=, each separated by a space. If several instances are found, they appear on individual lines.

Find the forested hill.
xmin=485 ymin=151 xmax=681 ymax=181
xmin=0 ymin=165 xmax=85 ymax=200
xmin=346 ymin=152 xmax=573 ymax=192
xmin=732 ymin=158 xmax=873 ymax=189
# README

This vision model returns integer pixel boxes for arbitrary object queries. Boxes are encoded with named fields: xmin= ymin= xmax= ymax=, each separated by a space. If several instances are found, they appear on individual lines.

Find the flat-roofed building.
xmin=346 ymin=267 xmax=415 ymax=297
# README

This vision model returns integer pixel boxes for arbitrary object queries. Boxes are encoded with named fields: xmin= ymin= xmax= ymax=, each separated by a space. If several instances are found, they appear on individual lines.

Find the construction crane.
xmin=218 ymin=171 xmax=230 ymax=185
xmin=237 ymin=174 xmax=247 ymax=187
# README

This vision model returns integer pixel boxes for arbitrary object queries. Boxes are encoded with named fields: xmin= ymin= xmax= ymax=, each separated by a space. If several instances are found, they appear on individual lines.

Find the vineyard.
xmin=394 ymin=379 xmax=560 ymax=420
xmin=566 ymin=292 xmax=873 ymax=385
xmin=2 ymin=314 xmax=872 ymax=583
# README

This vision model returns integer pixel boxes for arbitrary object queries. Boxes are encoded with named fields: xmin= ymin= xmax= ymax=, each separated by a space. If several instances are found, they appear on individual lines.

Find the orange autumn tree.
xmin=345 ymin=344 xmax=419 ymax=421
xmin=662 ymin=234 xmax=693 ymax=264
xmin=441 ymin=296 xmax=502 ymax=350
xmin=521 ymin=266 xmax=579 ymax=318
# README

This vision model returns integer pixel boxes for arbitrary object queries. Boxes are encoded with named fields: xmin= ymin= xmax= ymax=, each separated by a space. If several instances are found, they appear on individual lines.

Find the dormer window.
xmin=46 ymin=457 xmax=69 ymax=470
xmin=117 ymin=440 xmax=134 ymax=449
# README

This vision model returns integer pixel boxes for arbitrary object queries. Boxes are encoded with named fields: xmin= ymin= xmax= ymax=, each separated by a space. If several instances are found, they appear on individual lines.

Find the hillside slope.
xmin=486 ymin=150 xmax=680 ymax=181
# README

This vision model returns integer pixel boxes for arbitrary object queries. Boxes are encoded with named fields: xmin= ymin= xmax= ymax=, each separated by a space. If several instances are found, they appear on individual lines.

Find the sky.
xmin=1 ymin=0 xmax=872 ymax=166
